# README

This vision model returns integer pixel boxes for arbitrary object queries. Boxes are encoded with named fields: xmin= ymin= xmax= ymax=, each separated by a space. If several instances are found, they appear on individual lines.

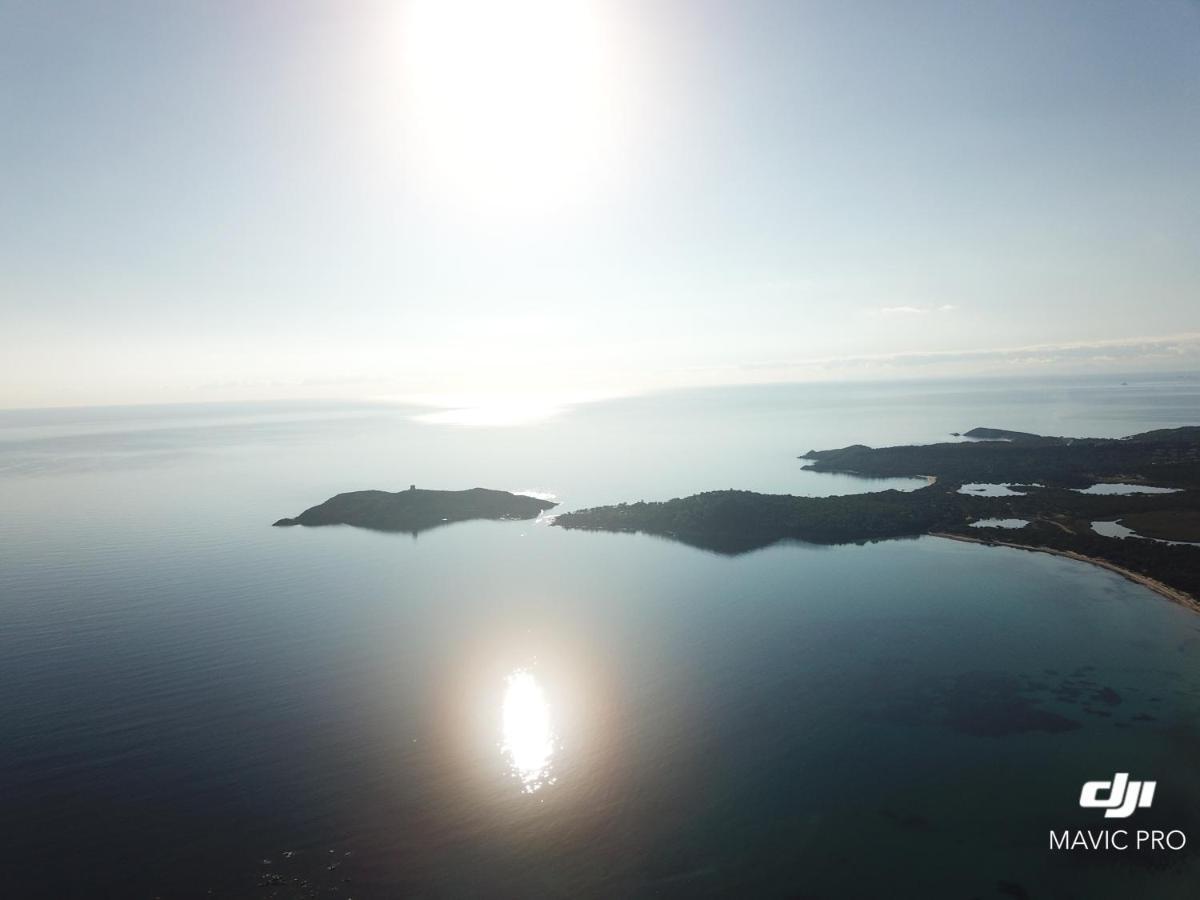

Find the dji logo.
xmin=1052 ymin=773 xmax=1181 ymax=851
xmin=1079 ymin=773 xmax=1156 ymax=819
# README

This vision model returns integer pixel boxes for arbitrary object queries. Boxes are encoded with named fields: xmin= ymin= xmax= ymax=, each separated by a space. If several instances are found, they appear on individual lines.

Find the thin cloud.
xmin=731 ymin=332 xmax=1200 ymax=376
xmin=876 ymin=304 xmax=958 ymax=316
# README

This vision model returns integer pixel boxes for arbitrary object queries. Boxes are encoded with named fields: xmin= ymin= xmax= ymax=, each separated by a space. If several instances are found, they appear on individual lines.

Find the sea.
xmin=2 ymin=373 xmax=1200 ymax=898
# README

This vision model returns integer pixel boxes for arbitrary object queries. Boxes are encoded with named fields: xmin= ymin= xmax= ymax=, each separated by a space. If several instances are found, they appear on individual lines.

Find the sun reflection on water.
xmin=501 ymin=669 xmax=556 ymax=792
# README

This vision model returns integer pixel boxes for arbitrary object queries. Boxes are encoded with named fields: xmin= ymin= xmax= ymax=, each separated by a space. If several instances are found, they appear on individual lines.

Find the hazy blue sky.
xmin=2 ymin=0 xmax=1198 ymax=410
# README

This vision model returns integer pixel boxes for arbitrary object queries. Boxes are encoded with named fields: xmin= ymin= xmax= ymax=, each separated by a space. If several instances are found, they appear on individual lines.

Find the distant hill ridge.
xmin=800 ymin=425 xmax=1200 ymax=488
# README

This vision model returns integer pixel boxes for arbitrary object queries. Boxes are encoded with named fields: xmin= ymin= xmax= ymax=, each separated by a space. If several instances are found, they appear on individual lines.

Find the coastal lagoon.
xmin=3 ymin=375 xmax=1200 ymax=897
xmin=959 ymin=483 xmax=1033 ymax=497
xmin=1076 ymin=484 xmax=1181 ymax=496
xmin=1092 ymin=519 xmax=1200 ymax=548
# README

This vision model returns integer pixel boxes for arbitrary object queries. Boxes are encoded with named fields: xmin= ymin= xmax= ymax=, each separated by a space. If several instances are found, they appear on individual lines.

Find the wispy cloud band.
xmin=877 ymin=304 xmax=958 ymax=315
xmin=730 ymin=332 xmax=1200 ymax=377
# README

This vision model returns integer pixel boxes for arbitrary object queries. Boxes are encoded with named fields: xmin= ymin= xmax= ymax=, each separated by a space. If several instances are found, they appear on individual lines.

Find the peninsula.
xmin=553 ymin=426 xmax=1200 ymax=606
xmin=274 ymin=487 xmax=556 ymax=534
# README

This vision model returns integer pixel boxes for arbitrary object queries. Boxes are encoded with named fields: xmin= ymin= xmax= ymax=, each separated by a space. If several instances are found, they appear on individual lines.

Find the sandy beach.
xmin=931 ymin=532 xmax=1200 ymax=614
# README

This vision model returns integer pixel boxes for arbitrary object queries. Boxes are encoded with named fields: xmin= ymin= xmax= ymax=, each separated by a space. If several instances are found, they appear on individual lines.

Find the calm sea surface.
xmin=3 ymin=375 xmax=1200 ymax=898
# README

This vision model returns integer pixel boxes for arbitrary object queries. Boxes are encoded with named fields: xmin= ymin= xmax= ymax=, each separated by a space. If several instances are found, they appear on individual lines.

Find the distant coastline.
xmin=273 ymin=427 xmax=1200 ymax=611
xmin=553 ymin=425 xmax=1200 ymax=607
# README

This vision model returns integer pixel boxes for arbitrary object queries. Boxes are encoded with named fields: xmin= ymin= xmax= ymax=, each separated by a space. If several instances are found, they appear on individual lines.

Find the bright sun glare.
xmin=400 ymin=0 xmax=633 ymax=216
xmin=501 ymin=669 xmax=556 ymax=792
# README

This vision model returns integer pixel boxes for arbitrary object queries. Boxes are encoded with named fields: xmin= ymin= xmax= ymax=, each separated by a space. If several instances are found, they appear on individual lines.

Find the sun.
xmin=398 ymin=0 xmax=634 ymax=217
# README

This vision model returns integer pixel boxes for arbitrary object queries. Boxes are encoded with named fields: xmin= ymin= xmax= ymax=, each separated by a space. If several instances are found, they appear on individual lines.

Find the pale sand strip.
xmin=929 ymin=532 xmax=1200 ymax=615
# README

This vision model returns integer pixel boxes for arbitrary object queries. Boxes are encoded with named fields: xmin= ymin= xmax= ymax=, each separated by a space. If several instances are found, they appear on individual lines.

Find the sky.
xmin=1 ymin=0 xmax=1198 ymax=411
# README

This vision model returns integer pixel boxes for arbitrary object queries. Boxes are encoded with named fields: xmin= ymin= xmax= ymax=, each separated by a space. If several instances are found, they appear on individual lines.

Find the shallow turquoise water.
xmin=2 ymin=374 xmax=1199 ymax=897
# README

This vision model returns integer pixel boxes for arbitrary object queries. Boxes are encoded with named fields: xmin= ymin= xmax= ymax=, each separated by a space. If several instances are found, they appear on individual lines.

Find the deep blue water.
xmin=2 ymin=374 xmax=1200 ymax=898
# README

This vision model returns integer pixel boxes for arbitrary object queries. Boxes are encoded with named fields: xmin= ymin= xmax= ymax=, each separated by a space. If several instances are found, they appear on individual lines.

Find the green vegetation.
xmin=1118 ymin=510 xmax=1200 ymax=543
xmin=274 ymin=487 xmax=555 ymax=534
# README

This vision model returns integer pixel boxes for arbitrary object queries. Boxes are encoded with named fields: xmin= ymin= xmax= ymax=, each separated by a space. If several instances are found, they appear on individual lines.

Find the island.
xmin=553 ymin=426 xmax=1200 ymax=609
xmin=958 ymin=426 xmax=1046 ymax=441
xmin=274 ymin=486 xmax=556 ymax=534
